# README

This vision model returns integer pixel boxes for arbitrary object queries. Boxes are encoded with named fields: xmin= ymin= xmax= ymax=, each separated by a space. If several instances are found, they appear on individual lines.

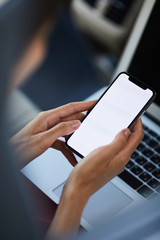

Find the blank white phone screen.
xmin=67 ymin=73 xmax=153 ymax=157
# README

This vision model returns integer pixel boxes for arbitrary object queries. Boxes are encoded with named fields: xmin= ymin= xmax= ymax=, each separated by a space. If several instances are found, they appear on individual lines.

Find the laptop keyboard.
xmin=119 ymin=124 xmax=160 ymax=199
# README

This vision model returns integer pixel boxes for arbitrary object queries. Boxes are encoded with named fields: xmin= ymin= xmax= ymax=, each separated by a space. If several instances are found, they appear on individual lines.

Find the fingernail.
xmin=71 ymin=120 xmax=81 ymax=130
xmin=123 ymin=129 xmax=130 ymax=136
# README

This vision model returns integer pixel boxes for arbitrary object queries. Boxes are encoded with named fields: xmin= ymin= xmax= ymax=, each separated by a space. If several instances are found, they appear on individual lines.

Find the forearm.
xmin=46 ymin=183 xmax=88 ymax=240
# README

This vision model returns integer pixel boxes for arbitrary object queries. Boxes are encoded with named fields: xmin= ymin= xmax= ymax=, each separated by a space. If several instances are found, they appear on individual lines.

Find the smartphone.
xmin=66 ymin=72 xmax=156 ymax=158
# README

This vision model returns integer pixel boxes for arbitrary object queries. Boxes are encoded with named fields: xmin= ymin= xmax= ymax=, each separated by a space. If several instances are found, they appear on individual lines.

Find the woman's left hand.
xmin=9 ymin=100 xmax=95 ymax=168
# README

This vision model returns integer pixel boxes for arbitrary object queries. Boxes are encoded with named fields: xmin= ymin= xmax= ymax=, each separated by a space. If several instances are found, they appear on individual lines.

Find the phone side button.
xmin=119 ymin=170 xmax=143 ymax=190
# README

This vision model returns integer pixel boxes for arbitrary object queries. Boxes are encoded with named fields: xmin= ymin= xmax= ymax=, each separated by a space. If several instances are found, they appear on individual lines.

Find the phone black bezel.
xmin=66 ymin=72 xmax=156 ymax=158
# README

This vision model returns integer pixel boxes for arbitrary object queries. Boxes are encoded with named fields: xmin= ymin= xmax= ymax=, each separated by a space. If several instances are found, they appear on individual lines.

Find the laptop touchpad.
xmin=53 ymin=181 xmax=133 ymax=229
xmin=82 ymin=181 xmax=133 ymax=228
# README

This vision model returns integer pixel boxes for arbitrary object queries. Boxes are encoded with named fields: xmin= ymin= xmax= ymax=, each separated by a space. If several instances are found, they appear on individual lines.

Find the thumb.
xmin=43 ymin=120 xmax=81 ymax=143
xmin=109 ymin=128 xmax=131 ymax=154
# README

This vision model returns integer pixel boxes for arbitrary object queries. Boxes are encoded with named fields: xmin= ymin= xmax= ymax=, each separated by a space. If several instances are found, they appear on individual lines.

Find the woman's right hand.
xmin=47 ymin=120 xmax=144 ymax=239
xmin=68 ymin=120 xmax=144 ymax=198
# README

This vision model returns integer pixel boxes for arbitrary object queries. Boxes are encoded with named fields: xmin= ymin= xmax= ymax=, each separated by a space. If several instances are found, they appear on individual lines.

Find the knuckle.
xmin=59 ymin=122 xmax=68 ymax=130
xmin=91 ymin=146 xmax=106 ymax=157
xmin=68 ymin=102 xmax=76 ymax=110
xmin=37 ymin=111 xmax=46 ymax=119
xmin=58 ymin=122 xmax=73 ymax=134
xmin=115 ymin=133 xmax=127 ymax=148
xmin=97 ymin=145 xmax=112 ymax=159
xmin=97 ymin=146 xmax=106 ymax=155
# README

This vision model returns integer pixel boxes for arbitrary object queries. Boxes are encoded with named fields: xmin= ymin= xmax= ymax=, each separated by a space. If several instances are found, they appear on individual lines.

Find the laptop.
xmin=22 ymin=0 xmax=160 ymax=230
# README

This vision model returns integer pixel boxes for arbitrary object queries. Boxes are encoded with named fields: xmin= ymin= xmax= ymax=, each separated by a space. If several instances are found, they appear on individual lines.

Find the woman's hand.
xmin=69 ymin=120 xmax=144 ymax=197
xmin=48 ymin=120 xmax=144 ymax=238
xmin=9 ymin=101 xmax=95 ymax=168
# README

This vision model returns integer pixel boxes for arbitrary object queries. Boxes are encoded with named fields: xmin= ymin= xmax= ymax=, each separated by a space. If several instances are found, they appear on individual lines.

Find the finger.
xmin=91 ymin=128 xmax=131 ymax=162
xmin=125 ymin=119 xmax=144 ymax=153
xmin=43 ymin=120 xmax=81 ymax=145
xmin=54 ymin=100 xmax=96 ymax=117
xmin=118 ymin=119 xmax=144 ymax=160
xmin=105 ymin=128 xmax=131 ymax=156
xmin=52 ymin=140 xmax=78 ymax=167
xmin=45 ymin=100 xmax=96 ymax=128
xmin=61 ymin=112 xmax=85 ymax=122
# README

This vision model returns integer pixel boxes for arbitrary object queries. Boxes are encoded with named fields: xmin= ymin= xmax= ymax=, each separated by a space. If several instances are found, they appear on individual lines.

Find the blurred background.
xmin=6 ymin=0 xmax=144 ymax=136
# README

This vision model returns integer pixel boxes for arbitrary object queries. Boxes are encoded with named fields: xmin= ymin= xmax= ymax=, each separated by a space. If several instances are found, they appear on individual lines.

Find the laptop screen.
xmin=128 ymin=0 xmax=160 ymax=108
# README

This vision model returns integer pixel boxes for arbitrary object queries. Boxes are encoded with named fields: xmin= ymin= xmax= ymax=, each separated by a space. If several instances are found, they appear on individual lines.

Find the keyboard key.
xmin=150 ymin=154 xmax=160 ymax=165
xmin=131 ymin=151 xmax=139 ymax=159
xmin=135 ymin=156 xmax=147 ymax=166
xmin=143 ymin=125 xmax=149 ymax=131
xmin=152 ymin=169 xmax=160 ymax=179
xmin=147 ymin=139 xmax=158 ymax=148
xmin=144 ymin=162 xmax=156 ymax=172
xmin=148 ymin=178 xmax=160 ymax=189
xmin=149 ymin=130 xmax=158 ymax=138
xmin=143 ymin=133 xmax=150 ymax=142
xmin=137 ymin=185 xmax=154 ymax=198
xmin=119 ymin=170 xmax=143 ymax=190
xmin=139 ymin=172 xmax=152 ymax=182
xmin=155 ymin=146 xmax=160 ymax=154
xmin=126 ymin=160 xmax=135 ymax=169
xmin=142 ymin=148 xmax=154 ymax=158
xmin=131 ymin=166 xmax=143 ymax=175
xmin=137 ymin=142 xmax=145 ymax=151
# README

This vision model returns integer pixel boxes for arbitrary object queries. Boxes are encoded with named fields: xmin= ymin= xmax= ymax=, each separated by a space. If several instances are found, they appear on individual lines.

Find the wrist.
xmin=64 ymin=173 xmax=89 ymax=206
xmin=47 ymin=178 xmax=89 ymax=239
